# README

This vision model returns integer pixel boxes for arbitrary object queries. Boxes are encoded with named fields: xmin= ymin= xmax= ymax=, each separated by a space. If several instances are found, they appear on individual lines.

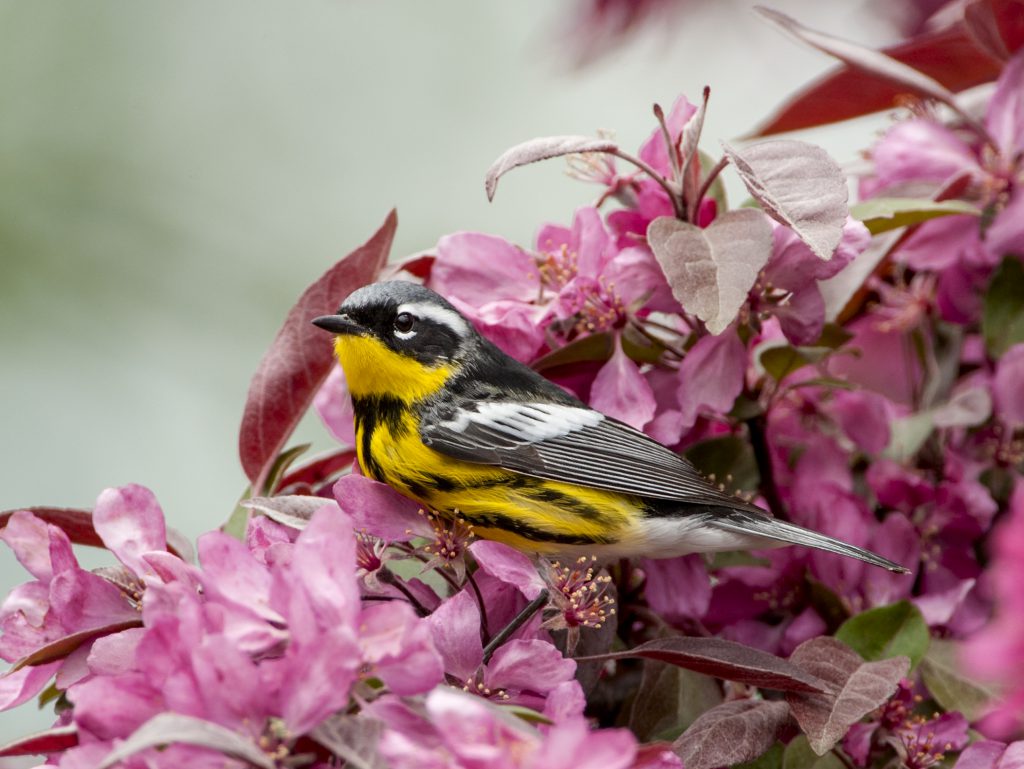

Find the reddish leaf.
xmin=722 ymin=139 xmax=847 ymax=261
xmin=674 ymin=700 xmax=791 ymax=769
xmin=1 ymin=506 xmax=102 ymax=548
xmin=0 ymin=725 xmax=78 ymax=757
xmin=239 ymin=210 xmax=396 ymax=489
xmin=10 ymin=620 xmax=143 ymax=673
xmin=277 ymin=448 xmax=357 ymax=493
xmin=575 ymin=636 xmax=827 ymax=693
xmin=786 ymin=637 xmax=909 ymax=755
xmin=485 ymin=136 xmax=618 ymax=201
xmin=756 ymin=7 xmax=961 ymax=108
xmin=965 ymin=0 xmax=1024 ymax=61
xmin=386 ymin=252 xmax=435 ymax=281
xmin=98 ymin=713 xmax=275 ymax=769
xmin=0 ymin=507 xmax=191 ymax=560
xmin=648 ymin=209 xmax=773 ymax=334
xmin=754 ymin=25 xmax=1001 ymax=135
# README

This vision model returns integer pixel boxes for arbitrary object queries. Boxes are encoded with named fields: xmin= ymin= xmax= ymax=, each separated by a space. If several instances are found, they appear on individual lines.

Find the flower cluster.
xmin=4 ymin=7 xmax=1024 ymax=768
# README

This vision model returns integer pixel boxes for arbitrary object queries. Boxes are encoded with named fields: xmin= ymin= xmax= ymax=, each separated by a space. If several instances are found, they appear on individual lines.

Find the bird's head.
xmin=312 ymin=281 xmax=475 ymax=400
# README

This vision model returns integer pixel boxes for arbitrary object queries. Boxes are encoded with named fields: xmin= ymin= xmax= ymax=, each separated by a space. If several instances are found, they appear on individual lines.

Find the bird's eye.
xmin=393 ymin=312 xmax=415 ymax=335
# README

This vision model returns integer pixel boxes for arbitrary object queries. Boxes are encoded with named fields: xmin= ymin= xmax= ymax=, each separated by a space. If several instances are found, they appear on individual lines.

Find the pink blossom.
xmin=589 ymin=336 xmax=657 ymax=430
xmin=964 ymin=482 xmax=1024 ymax=737
xmin=376 ymin=687 xmax=637 ymax=769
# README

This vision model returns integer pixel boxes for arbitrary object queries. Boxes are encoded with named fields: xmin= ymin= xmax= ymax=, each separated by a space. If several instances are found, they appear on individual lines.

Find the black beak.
xmin=312 ymin=314 xmax=360 ymax=335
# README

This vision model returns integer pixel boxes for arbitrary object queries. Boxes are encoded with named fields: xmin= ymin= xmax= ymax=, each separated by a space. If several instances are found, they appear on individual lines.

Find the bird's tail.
xmin=708 ymin=511 xmax=910 ymax=574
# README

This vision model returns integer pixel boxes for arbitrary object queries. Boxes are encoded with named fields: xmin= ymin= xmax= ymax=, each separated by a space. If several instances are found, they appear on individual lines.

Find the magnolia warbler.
xmin=312 ymin=281 xmax=907 ymax=573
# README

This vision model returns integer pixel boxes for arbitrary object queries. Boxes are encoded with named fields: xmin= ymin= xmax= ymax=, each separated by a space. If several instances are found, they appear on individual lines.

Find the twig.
xmin=481 ymin=589 xmax=550 ymax=665
xmin=746 ymin=414 xmax=787 ymax=519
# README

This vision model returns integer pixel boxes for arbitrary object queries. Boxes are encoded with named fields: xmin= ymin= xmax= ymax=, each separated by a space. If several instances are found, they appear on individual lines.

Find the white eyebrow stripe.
xmin=397 ymin=302 xmax=471 ymax=338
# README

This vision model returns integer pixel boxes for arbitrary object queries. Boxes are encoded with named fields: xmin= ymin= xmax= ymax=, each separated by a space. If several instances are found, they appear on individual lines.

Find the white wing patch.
xmin=396 ymin=301 xmax=471 ymax=339
xmin=442 ymin=402 xmax=604 ymax=442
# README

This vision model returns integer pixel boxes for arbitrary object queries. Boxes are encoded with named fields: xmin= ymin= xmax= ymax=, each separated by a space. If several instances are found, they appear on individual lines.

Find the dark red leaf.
xmin=785 ymin=637 xmax=909 ymax=755
xmin=277 ymin=448 xmax=357 ymax=493
xmin=753 ymin=26 xmax=1001 ymax=136
xmin=386 ymin=252 xmax=435 ymax=281
xmin=756 ymin=7 xmax=961 ymax=108
xmin=238 ymin=210 xmax=396 ymax=489
xmin=0 ymin=507 xmax=191 ymax=561
xmin=1 ymin=507 xmax=102 ymax=548
xmin=0 ymin=725 xmax=78 ymax=757
xmin=674 ymin=700 xmax=792 ymax=769
xmin=10 ymin=620 xmax=143 ymax=673
xmin=485 ymin=136 xmax=619 ymax=201
xmin=575 ymin=636 xmax=827 ymax=693
xmin=965 ymin=0 xmax=1024 ymax=61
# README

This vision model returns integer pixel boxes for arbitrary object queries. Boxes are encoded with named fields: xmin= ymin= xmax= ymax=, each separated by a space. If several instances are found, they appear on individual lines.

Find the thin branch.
xmin=692 ymin=154 xmax=729 ymax=219
xmin=465 ymin=569 xmax=492 ymax=644
xmin=481 ymin=589 xmax=550 ymax=665
xmin=608 ymin=148 xmax=686 ymax=220
xmin=746 ymin=413 xmax=787 ymax=520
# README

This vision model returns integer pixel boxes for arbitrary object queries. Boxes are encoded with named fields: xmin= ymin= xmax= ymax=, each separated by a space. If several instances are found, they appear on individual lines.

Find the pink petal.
xmin=426 ymin=589 xmax=484 ymax=680
xmin=49 ymin=569 xmax=139 ymax=633
xmin=569 ymin=206 xmax=613 ymax=277
xmin=360 ymin=602 xmax=443 ymax=696
xmin=448 ymin=297 xmax=546 ymax=362
xmin=986 ymin=48 xmax=1024 ymax=158
xmin=432 ymin=232 xmax=539 ymax=305
xmin=93 ymin=485 xmax=167 ymax=577
xmin=197 ymin=532 xmax=278 ymax=623
xmin=87 ymin=627 xmax=145 ymax=676
xmin=333 ymin=474 xmax=429 ymax=542
xmin=954 ymin=741 xmax=1024 ymax=769
xmin=273 ymin=505 xmax=359 ymax=631
xmin=0 ymin=512 xmax=76 ymax=582
xmin=830 ymin=390 xmax=893 ymax=455
xmin=862 ymin=119 xmax=979 ymax=197
xmin=589 ymin=337 xmax=656 ymax=430
xmin=986 ymin=187 xmax=1024 ymax=259
xmin=829 ymin=319 xmax=923 ymax=406
xmin=677 ymin=331 xmax=746 ymax=429
xmin=542 ymin=679 xmax=587 ymax=724
xmin=535 ymin=717 xmax=636 ymax=769
xmin=0 ymin=661 xmax=60 ymax=712
xmin=68 ymin=672 xmax=163 ymax=740
xmin=485 ymin=638 xmax=576 ymax=694
xmin=313 ymin=365 xmax=355 ymax=446
xmin=863 ymin=513 xmax=919 ymax=606
xmin=640 ymin=555 xmax=710 ymax=623
xmin=470 ymin=540 xmax=545 ymax=599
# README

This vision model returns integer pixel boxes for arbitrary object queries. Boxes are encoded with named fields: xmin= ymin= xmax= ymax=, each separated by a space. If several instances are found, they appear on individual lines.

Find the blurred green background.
xmin=0 ymin=0 xmax=891 ymax=751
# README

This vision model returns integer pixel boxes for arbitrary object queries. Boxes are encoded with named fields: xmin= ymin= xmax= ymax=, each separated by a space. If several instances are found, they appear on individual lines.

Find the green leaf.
xmin=735 ymin=742 xmax=785 ymax=769
xmin=759 ymin=344 xmax=834 ymax=382
xmin=782 ymin=735 xmax=845 ymax=769
xmin=918 ymin=639 xmax=998 ymax=722
xmin=684 ymin=436 xmax=760 ymax=495
xmin=708 ymin=551 xmax=772 ymax=570
xmin=814 ymin=323 xmax=853 ymax=350
xmin=835 ymin=601 xmax=929 ymax=670
xmin=531 ymin=332 xmax=613 ymax=372
xmin=850 ymin=197 xmax=980 ymax=235
xmin=982 ymin=256 xmax=1024 ymax=358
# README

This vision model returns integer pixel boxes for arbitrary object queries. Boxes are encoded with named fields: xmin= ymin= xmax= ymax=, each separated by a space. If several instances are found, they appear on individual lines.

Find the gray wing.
xmin=419 ymin=399 xmax=767 ymax=513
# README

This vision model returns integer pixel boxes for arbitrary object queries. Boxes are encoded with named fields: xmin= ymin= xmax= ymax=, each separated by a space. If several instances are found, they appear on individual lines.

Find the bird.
xmin=312 ymin=280 xmax=908 ymax=573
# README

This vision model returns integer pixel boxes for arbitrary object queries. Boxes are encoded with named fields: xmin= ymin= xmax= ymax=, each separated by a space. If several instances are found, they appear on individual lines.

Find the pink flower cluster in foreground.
xmin=1 ymin=481 xmax=646 ymax=768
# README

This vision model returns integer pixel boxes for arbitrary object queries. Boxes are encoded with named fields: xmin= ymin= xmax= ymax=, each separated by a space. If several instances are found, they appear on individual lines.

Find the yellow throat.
xmin=333 ymin=334 xmax=453 ymax=400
